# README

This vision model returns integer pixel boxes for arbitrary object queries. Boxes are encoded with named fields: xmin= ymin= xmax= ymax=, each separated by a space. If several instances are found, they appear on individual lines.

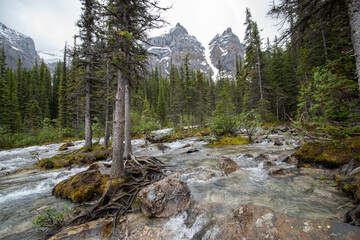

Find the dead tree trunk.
xmin=84 ymin=61 xmax=92 ymax=148
xmin=111 ymin=69 xmax=125 ymax=179
xmin=347 ymin=0 xmax=360 ymax=90
xmin=124 ymin=77 xmax=132 ymax=159
xmin=104 ymin=62 xmax=110 ymax=149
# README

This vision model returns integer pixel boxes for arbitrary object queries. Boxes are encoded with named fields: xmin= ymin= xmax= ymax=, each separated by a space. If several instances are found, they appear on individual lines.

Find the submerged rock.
xmin=278 ymin=153 xmax=290 ymax=162
xmin=268 ymin=167 xmax=296 ymax=178
xmin=254 ymin=153 xmax=269 ymax=162
xmin=263 ymin=160 xmax=276 ymax=167
xmin=184 ymin=148 xmax=199 ymax=154
xmin=218 ymin=157 xmax=240 ymax=176
xmin=300 ymin=167 xmax=335 ymax=180
xmin=244 ymin=153 xmax=254 ymax=158
xmin=157 ymin=143 xmax=170 ymax=153
xmin=274 ymin=138 xmax=283 ymax=146
xmin=138 ymin=173 xmax=191 ymax=218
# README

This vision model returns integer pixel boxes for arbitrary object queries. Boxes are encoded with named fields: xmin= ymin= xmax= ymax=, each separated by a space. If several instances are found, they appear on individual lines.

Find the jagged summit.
xmin=209 ymin=27 xmax=245 ymax=76
xmin=0 ymin=22 xmax=40 ymax=69
xmin=145 ymin=23 xmax=211 ymax=76
xmin=169 ymin=23 xmax=189 ymax=36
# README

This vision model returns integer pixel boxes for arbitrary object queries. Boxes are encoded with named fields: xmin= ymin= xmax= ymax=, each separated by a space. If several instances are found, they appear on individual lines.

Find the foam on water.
xmin=0 ymin=167 xmax=86 ymax=204
xmin=0 ymin=140 xmax=85 ymax=174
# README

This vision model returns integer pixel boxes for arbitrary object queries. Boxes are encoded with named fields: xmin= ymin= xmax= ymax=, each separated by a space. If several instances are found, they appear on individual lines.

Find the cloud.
xmin=0 ymin=0 xmax=282 ymax=51
xmin=0 ymin=0 xmax=81 ymax=50
xmin=152 ymin=0 xmax=282 ymax=47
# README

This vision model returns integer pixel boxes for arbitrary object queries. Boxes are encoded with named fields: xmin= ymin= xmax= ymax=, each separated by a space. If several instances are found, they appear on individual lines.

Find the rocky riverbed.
xmin=1 ymin=129 xmax=359 ymax=240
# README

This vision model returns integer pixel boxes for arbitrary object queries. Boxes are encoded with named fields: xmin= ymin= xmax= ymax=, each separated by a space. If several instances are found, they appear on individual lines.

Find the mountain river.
xmin=0 ymin=131 xmax=355 ymax=239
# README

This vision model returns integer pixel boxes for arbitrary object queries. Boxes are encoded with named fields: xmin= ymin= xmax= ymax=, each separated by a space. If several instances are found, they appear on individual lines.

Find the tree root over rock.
xmin=64 ymin=155 xmax=170 ymax=236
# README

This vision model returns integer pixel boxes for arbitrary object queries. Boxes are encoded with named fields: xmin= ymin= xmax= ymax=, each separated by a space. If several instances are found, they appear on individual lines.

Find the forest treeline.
xmin=0 ymin=0 xmax=359 ymax=149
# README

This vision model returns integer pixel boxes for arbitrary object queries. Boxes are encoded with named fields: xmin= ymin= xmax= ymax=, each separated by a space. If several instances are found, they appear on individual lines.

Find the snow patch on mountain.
xmin=209 ymin=27 xmax=245 ymax=77
xmin=0 ymin=22 xmax=39 ymax=69
xmin=38 ymin=50 xmax=63 ymax=64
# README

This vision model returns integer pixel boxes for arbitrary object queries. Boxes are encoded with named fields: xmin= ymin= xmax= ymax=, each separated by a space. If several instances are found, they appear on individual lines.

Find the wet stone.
xmin=254 ymin=153 xmax=269 ymax=162
xmin=138 ymin=173 xmax=191 ymax=218
xmin=215 ymin=205 xmax=360 ymax=240
xmin=218 ymin=157 xmax=240 ymax=176
xmin=278 ymin=153 xmax=290 ymax=162
xmin=274 ymin=138 xmax=283 ymax=146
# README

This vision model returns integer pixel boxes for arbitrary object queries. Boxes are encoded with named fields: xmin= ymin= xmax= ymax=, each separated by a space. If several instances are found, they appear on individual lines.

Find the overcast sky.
xmin=0 ymin=0 xmax=282 ymax=51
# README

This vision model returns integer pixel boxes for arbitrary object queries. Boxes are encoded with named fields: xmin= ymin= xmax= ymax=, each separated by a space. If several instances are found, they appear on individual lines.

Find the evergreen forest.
xmin=0 ymin=0 xmax=359 ymax=150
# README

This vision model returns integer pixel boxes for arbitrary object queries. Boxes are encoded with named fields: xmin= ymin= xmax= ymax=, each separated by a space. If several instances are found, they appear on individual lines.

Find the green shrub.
xmin=32 ymin=205 xmax=75 ymax=230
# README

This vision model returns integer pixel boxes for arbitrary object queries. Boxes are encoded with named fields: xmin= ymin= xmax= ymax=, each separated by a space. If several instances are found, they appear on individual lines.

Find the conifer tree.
xmin=102 ymin=0 xmax=167 ymax=178
xmin=51 ymin=62 xmax=62 ymax=120
xmin=16 ymin=58 xmax=26 ymax=122
xmin=58 ymin=43 xmax=71 ymax=128
xmin=6 ymin=70 xmax=21 ymax=131
xmin=156 ymin=79 xmax=167 ymax=126
xmin=212 ymin=85 xmax=236 ymax=137
xmin=243 ymin=8 xmax=265 ymax=110
xmin=77 ymin=0 xmax=98 ymax=148
xmin=169 ymin=63 xmax=182 ymax=125
xmin=0 ymin=74 xmax=8 ymax=127
xmin=0 ymin=47 xmax=6 ymax=79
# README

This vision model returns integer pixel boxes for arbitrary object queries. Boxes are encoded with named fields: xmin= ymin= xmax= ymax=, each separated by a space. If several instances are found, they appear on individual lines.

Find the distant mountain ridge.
xmin=0 ymin=21 xmax=245 ymax=77
xmin=0 ymin=22 xmax=40 ymax=69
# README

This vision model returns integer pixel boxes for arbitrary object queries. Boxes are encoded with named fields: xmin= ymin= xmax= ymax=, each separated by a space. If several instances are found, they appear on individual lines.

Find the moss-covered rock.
xmin=293 ymin=137 xmax=360 ymax=169
xmin=208 ymin=136 xmax=249 ymax=146
xmin=53 ymin=165 xmax=110 ymax=203
xmin=336 ymin=171 xmax=360 ymax=201
xmin=36 ymin=149 xmax=112 ymax=169
xmin=147 ymin=128 xmax=211 ymax=144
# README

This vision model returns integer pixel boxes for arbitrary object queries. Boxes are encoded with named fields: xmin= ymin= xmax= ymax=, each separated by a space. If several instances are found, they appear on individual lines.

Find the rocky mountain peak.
xmin=145 ymin=23 xmax=211 ymax=76
xmin=170 ymin=23 xmax=189 ymax=37
xmin=0 ymin=22 xmax=40 ymax=69
xmin=209 ymin=27 xmax=245 ymax=76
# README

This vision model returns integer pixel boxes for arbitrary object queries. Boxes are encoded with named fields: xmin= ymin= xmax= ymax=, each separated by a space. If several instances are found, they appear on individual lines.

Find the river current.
xmin=0 ymin=131 xmax=354 ymax=239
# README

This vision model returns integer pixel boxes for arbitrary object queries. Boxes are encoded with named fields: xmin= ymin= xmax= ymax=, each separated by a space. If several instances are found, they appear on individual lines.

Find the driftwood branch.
xmin=286 ymin=114 xmax=333 ymax=141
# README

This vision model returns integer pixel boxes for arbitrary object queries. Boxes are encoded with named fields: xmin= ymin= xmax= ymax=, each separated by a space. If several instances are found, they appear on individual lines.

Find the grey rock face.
xmin=138 ymin=173 xmax=191 ymax=218
xmin=0 ymin=22 xmax=40 ymax=69
xmin=145 ymin=23 xmax=212 ymax=76
xmin=209 ymin=27 xmax=245 ymax=77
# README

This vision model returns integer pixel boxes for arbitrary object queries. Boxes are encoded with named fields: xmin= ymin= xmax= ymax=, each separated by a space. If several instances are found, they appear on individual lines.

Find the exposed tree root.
xmin=65 ymin=155 xmax=170 ymax=234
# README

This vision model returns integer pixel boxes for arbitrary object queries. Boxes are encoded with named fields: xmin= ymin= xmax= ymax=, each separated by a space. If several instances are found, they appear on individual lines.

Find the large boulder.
xmin=138 ymin=173 xmax=191 ymax=218
xmin=218 ymin=157 xmax=240 ymax=176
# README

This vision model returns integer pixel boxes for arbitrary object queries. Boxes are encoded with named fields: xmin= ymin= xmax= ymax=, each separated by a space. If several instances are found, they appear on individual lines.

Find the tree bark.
xmin=347 ymin=0 xmax=360 ymax=89
xmin=84 ymin=62 xmax=92 ymax=148
xmin=111 ymin=69 xmax=125 ymax=179
xmin=255 ymin=44 xmax=263 ymax=99
xmin=124 ymin=77 xmax=132 ymax=159
xmin=104 ymin=62 xmax=110 ymax=149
